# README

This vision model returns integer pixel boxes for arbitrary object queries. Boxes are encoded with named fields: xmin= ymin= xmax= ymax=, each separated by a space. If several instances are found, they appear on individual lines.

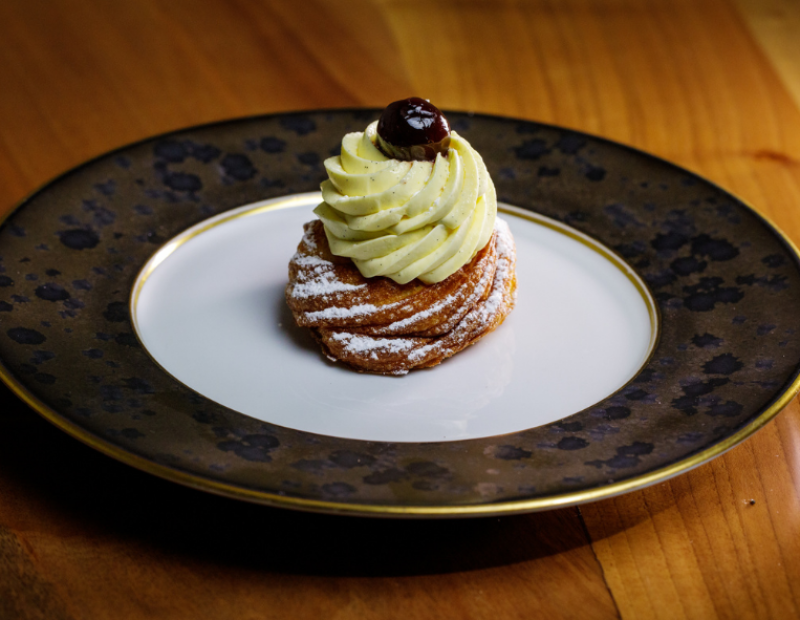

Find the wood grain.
xmin=1 ymin=0 xmax=800 ymax=618
xmin=583 ymin=403 xmax=800 ymax=619
xmin=734 ymin=0 xmax=800 ymax=112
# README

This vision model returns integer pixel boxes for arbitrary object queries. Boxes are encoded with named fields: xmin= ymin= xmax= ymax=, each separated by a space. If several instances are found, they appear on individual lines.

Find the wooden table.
xmin=1 ymin=0 xmax=799 ymax=617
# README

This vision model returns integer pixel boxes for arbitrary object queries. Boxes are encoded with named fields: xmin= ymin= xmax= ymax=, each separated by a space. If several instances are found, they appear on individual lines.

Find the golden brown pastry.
xmin=286 ymin=219 xmax=516 ymax=375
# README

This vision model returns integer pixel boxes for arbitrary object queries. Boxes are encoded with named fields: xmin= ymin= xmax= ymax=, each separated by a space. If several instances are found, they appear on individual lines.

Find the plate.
xmin=1 ymin=109 xmax=799 ymax=517
xmin=130 ymin=195 xmax=657 ymax=443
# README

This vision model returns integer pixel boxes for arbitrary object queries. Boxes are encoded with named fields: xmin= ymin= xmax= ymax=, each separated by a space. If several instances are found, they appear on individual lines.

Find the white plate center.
xmin=132 ymin=194 xmax=656 ymax=442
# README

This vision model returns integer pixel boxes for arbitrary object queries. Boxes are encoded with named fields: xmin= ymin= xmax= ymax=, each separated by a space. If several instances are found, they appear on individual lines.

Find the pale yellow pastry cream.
xmin=313 ymin=121 xmax=497 ymax=284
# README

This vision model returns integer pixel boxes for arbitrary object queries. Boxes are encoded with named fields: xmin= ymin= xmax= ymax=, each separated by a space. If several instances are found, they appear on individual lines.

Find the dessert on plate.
xmin=285 ymin=98 xmax=517 ymax=375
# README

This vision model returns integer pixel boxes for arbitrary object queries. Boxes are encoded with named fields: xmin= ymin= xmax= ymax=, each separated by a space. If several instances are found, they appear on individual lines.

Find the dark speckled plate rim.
xmin=1 ymin=108 xmax=800 ymax=518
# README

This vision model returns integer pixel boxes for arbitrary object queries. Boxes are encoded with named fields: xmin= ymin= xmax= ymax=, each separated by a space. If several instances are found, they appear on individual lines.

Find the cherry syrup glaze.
xmin=376 ymin=97 xmax=451 ymax=161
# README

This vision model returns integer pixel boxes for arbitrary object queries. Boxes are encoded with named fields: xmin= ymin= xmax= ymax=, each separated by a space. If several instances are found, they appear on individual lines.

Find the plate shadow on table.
xmin=0 ymin=381 xmax=662 ymax=579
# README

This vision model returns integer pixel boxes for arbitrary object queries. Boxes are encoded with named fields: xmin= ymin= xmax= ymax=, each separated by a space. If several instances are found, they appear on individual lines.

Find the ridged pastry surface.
xmin=286 ymin=218 xmax=517 ymax=375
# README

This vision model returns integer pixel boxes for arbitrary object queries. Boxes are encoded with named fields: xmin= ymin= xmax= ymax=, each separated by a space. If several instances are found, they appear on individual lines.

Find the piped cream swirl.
xmin=313 ymin=121 xmax=497 ymax=284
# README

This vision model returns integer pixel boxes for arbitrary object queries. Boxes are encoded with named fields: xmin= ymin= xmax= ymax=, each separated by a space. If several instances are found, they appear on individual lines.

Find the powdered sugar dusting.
xmin=331 ymin=332 xmax=419 ymax=360
xmin=476 ymin=218 xmax=515 ymax=321
xmin=289 ymin=254 xmax=367 ymax=299
xmin=301 ymin=224 xmax=318 ymax=250
xmin=307 ymin=303 xmax=381 ymax=321
xmin=405 ymin=218 xmax=515 ymax=364
xmin=291 ymin=277 xmax=366 ymax=300
xmin=363 ymin=227 xmax=499 ymax=335
xmin=379 ymin=294 xmax=457 ymax=331
xmin=292 ymin=254 xmax=331 ymax=268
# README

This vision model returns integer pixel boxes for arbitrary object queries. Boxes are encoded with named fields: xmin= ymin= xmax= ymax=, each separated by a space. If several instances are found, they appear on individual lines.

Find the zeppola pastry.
xmin=285 ymin=98 xmax=517 ymax=375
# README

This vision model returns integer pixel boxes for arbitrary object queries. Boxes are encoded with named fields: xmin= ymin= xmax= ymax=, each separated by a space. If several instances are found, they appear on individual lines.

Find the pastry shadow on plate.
xmin=273 ymin=283 xmax=320 ymax=355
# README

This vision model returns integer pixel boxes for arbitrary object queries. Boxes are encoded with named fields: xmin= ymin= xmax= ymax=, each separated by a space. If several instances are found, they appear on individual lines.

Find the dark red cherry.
xmin=376 ymin=97 xmax=450 ymax=161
